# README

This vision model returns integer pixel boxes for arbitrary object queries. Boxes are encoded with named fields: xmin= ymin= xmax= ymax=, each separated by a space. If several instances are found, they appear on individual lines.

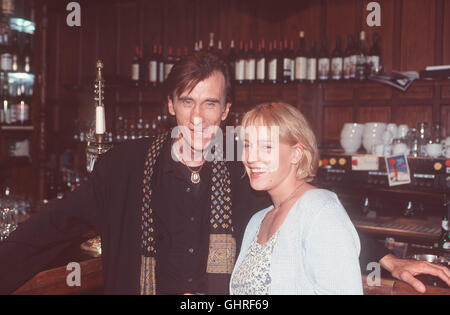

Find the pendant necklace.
xmin=182 ymin=158 xmax=204 ymax=184
xmin=273 ymin=181 xmax=306 ymax=211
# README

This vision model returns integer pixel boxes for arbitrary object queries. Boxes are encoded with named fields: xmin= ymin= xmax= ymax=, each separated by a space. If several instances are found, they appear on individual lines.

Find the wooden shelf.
xmin=1 ymin=125 xmax=34 ymax=131
xmin=0 ymin=157 xmax=32 ymax=169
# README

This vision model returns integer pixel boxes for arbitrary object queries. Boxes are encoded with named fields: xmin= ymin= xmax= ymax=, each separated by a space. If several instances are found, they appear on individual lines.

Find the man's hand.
xmin=380 ymin=254 xmax=450 ymax=293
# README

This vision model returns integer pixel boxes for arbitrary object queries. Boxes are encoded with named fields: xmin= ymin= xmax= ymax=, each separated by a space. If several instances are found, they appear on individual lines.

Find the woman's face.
xmin=242 ymin=123 xmax=301 ymax=192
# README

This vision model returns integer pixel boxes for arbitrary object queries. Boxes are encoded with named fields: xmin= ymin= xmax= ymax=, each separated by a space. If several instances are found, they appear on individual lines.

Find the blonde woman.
xmin=230 ymin=102 xmax=363 ymax=295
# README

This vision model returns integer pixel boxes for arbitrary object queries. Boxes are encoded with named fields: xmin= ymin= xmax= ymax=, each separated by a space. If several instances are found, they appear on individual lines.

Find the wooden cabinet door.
xmin=358 ymin=106 xmax=391 ymax=123
xmin=322 ymin=106 xmax=354 ymax=141
xmin=396 ymin=105 xmax=433 ymax=128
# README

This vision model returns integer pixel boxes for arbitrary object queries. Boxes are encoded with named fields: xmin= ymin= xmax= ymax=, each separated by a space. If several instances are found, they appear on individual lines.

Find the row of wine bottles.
xmin=130 ymin=31 xmax=382 ymax=86
xmin=0 ymin=72 xmax=33 ymax=125
xmin=0 ymin=22 xmax=32 ymax=73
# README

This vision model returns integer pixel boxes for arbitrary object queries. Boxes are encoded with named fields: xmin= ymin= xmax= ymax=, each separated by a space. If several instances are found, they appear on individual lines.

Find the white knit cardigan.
xmin=230 ymin=189 xmax=363 ymax=295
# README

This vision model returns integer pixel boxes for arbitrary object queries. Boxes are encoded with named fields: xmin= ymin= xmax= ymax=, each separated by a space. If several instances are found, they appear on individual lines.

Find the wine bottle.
xmin=243 ymin=41 xmax=249 ymax=84
xmin=22 ymin=36 xmax=32 ymax=73
xmin=256 ymin=39 xmax=266 ymax=84
xmin=282 ymin=39 xmax=292 ymax=84
xmin=164 ymin=46 xmax=175 ymax=80
xmin=10 ymin=32 xmax=19 ymax=72
xmin=158 ymin=44 xmax=164 ymax=84
xmin=217 ymin=40 xmax=223 ymax=57
xmin=2 ymin=0 xmax=15 ymax=16
xmin=343 ymin=35 xmax=353 ymax=80
xmin=355 ymin=31 xmax=368 ymax=80
xmin=331 ymin=36 xmax=343 ymax=81
xmin=131 ymin=46 xmax=141 ymax=86
xmin=295 ymin=31 xmax=307 ymax=83
xmin=368 ymin=32 xmax=382 ymax=75
xmin=148 ymin=44 xmax=158 ymax=87
xmin=228 ymin=40 xmax=236 ymax=79
xmin=306 ymin=40 xmax=317 ymax=84
xmin=208 ymin=33 xmax=215 ymax=52
xmin=245 ymin=40 xmax=256 ymax=84
xmin=289 ymin=40 xmax=295 ymax=82
xmin=235 ymin=40 xmax=245 ymax=85
xmin=1 ymin=73 xmax=11 ymax=125
xmin=268 ymin=40 xmax=279 ymax=85
xmin=1 ymin=25 xmax=12 ymax=72
xmin=350 ymin=33 xmax=359 ymax=79
xmin=318 ymin=38 xmax=330 ymax=81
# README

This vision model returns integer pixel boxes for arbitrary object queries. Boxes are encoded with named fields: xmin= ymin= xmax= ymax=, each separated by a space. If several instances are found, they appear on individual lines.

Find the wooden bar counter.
xmin=11 ymin=257 xmax=450 ymax=295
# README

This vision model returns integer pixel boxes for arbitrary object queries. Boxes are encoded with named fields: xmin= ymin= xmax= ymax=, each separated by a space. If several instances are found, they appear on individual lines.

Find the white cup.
xmin=373 ymin=144 xmax=385 ymax=155
xmin=393 ymin=143 xmax=409 ymax=155
xmin=442 ymin=137 xmax=450 ymax=146
xmin=444 ymin=145 xmax=450 ymax=158
xmin=398 ymin=124 xmax=409 ymax=138
xmin=382 ymin=130 xmax=393 ymax=145
xmin=386 ymin=124 xmax=398 ymax=139
xmin=425 ymin=143 xmax=443 ymax=158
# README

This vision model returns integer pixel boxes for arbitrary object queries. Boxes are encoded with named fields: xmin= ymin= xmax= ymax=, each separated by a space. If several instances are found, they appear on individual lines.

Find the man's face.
xmin=168 ymin=71 xmax=231 ymax=157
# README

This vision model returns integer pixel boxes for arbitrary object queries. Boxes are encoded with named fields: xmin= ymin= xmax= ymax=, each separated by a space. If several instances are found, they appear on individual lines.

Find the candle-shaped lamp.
xmin=94 ymin=60 xmax=106 ymax=140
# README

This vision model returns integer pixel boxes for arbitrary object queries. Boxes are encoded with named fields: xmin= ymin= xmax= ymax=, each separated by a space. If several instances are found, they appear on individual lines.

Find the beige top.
xmin=230 ymin=229 xmax=279 ymax=295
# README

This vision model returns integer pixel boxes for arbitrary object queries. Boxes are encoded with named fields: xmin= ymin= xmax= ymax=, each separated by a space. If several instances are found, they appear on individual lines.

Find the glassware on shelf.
xmin=416 ymin=122 xmax=431 ymax=156
xmin=405 ymin=128 xmax=419 ymax=157
xmin=0 ymin=187 xmax=19 ymax=242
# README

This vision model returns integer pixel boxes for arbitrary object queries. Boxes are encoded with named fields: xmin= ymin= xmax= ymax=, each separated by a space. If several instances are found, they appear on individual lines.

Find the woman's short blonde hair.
xmin=240 ymin=102 xmax=318 ymax=182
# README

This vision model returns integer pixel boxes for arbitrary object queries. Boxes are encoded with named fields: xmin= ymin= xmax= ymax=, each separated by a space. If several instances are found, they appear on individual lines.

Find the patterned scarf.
xmin=139 ymin=131 xmax=235 ymax=294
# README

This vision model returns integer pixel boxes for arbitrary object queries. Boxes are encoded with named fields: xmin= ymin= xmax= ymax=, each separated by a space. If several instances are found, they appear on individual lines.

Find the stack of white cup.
xmin=340 ymin=123 xmax=364 ymax=153
xmin=362 ymin=122 xmax=386 ymax=154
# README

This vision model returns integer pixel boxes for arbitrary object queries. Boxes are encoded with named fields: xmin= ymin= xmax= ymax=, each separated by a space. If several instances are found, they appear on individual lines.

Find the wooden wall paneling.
xmin=97 ymin=2 xmax=119 ymax=77
xmin=442 ymin=0 xmax=450 ymax=65
xmin=221 ymin=0 xmax=253 ymax=42
xmin=297 ymin=84 xmax=321 ymax=141
xmin=115 ymin=1 xmax=140 ymax=79
xmin=400 ymin=0 xmax=436 ymax=71
xmin=44 ymin=4 xmax=58 ymax=103
xmin=433 ymin=0 xmax=444 ymax=65
xmin=396 ymin=104 xmax=433 ymax=127
xmin=166 ymin=0 xmax=195 ymax=50
xmin=325 ymin=0 xmax=360 ymax=51
xmin=441 ymin=105 xmax=450 ymax=137
xmin=441 ymin=83 xmax=450 ymax=99
xmin=322 ymin=83 xmax=354 ymax=101
xmin=282 ymin=0 xmax=322 ymax=42
xmin=142 ymin=0 xmax=164 ymax=48
xmin=322 ymin=105 xmax=353 ymax=141
xmin=392 ymin=0 xmax=402 ymax=70
xmin=196 ymin=0 xmax=226 ymax=44
xmin=397 ymin=82 xmax=434 ymax=99
xmin=358 ymin=105 xmax=391 ymax=123
xmin=361 ymin=0 xmax=396 ymax=74
xmin=58 ymin=7 xmax=82 ymax=86
xmin=358 ymin=83 xmax=392 ymax=100
xmin=80 ymin=3 xmax=98 ymax=82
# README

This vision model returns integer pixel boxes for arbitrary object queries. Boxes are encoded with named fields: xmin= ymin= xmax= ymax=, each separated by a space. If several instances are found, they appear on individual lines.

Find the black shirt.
xmin=152 ymin=142 xmax=213 ymax=294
